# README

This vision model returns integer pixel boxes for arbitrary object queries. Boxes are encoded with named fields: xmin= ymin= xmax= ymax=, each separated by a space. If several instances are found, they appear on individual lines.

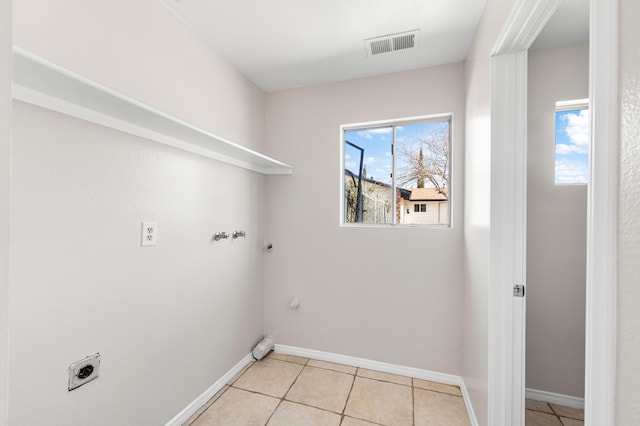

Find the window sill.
xmin=340 ymin=223 xmax=452 ymax=229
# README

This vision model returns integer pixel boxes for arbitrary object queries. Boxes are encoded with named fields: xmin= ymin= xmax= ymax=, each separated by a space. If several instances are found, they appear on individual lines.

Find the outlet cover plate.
xmin=141 ymin=221 xmax=158 ymax=246
xmin=68 ymin=353 xmax=101 ymax=391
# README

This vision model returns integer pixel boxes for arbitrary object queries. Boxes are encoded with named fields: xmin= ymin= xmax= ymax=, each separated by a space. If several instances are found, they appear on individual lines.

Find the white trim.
xmin=11 ymin=47 xmax=293 ymax=175
xmin=525 ymin=388 xmax=585 ymax=410
xmin=274 ymin=344 xmax=478 ymax=426
xmin=275 ymin=344 xmax=461 ymax=384
xmin=555 ymin=98 xmax=590 ymax=112
xmin=492 ymin=0 xmax=560 ymax=55
xmin=460 ymin=379 xmax=480 ymax=426
xmin=340 ymin=113 xmax=453 ymax=228
xmin=164 ymin=345 xmax=480 ymax=426
xmin=491 ymin=1 xmax=618 ymax=426
xmin=490 ymin=1 xmax=561 ymax=425
xmin=489 ymin=50 xmax=530 ymax=426
xmin=585 ymin=0 xmax=618 ymax=425
xmin=165 ymin=353 xmax=253 ymax=426
xmin=341 ymin=112 xmax=454 ymax=132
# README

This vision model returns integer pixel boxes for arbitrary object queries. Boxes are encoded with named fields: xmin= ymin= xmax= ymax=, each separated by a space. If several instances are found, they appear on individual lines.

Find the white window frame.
xmin=340 ymin=113 xmax=452 ymax=228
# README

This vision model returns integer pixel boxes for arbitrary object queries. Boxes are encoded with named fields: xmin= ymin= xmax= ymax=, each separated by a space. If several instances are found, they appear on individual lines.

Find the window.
xmin=342 ymin=115 xmax=451 ymax=226
xmin=555 ymin=99 xmax=590 ymax=185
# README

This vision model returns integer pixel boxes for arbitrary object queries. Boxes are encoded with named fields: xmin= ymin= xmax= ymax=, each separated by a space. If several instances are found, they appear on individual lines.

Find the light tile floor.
xmin=525 ymin=399 xmax=584 ymax=426
xmin=186 ymin=352 xmax=470 ymax=426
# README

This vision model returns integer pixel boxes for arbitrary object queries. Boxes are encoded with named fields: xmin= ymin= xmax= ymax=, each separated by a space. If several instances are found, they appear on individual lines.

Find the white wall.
xmin=0 ymin=0 xmax=11 ymax=424
xmin=617 ymin=0 xmax=640 ymax=423
xmin=9 ymin=1 xmax=268 ymax=425
xmin=461 ymin=0 xmax=515 ymax=424
xmin=526 ymin=43 xmax=588 ymax=398
xmin=264 ymin=64 xmax=465 ymax=373
xmin=12 ymin=0 xmax=265 ymax=152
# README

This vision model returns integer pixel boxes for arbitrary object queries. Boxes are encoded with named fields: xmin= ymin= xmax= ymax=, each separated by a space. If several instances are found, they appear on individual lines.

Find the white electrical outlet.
xmin=68 ymin=353 xmax=101 ymax=391
xmin=141 ymin=221 xmax=158 ymax=246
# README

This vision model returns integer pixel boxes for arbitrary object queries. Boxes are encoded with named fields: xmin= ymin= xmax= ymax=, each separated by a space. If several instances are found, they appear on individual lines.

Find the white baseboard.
xmin=274 ymin=344 xmax=478 ymax=426
xmin=165 ymin=353 xmax=253 ymax=426
xmin=459 ymin=382 xmax=479 ymax=426
xmin=525 ymin=387 xmax=585 ymax=409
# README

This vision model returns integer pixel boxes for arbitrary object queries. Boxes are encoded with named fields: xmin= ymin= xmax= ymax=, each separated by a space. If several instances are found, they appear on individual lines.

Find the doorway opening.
xmin=489 ymin=0 xmax=618 ymax=425
xmin=525 ymin=40 xmax=589 ymax=424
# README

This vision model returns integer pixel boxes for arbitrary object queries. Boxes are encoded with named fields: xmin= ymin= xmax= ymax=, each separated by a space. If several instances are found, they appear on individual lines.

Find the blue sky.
xmin=344 ymin=121 xmax=448 ymax=187
xmin=555 ymin=109 xmax=590 ymax=184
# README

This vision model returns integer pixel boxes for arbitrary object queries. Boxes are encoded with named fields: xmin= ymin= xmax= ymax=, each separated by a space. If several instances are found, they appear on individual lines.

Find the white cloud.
xmin=559 ymin=109 xmax=590 ymax=155
xmin=345 ymin=154 xmax=352 ymax=160
xmin=555 ymin=158 xmax=588 ymax=184
xmin=556 ymin=143 xmax=582 ymax=154
xmin=357 ymin=128 xmax=392 ymax=139
xmin=345 ymin=161 xmax=356 ymax=168
xmin=364 ymin=156 xmax=376 ymax=165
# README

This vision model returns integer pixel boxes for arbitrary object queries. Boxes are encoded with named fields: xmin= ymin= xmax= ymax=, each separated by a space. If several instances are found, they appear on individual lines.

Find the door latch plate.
xmin=513 ymin=284 xmax=525 ymax=297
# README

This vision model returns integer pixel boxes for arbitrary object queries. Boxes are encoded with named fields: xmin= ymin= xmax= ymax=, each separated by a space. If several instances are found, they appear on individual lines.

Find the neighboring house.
xmin=345 ymin=169 xmax=398 ymax=224
xmin=400 ymin=187 xmax=449 ymax=225
xmin=345 ymin=170 xmax=448 ymax=225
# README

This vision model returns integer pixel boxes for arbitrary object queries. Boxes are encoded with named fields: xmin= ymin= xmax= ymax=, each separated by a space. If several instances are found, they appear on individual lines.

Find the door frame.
xmin=488 ymin=0 xmax=618 ymax=425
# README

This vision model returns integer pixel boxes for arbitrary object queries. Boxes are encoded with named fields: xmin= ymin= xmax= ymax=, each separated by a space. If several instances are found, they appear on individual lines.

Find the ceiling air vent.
xmin=365 ymin=29 xmax=420 ymax=57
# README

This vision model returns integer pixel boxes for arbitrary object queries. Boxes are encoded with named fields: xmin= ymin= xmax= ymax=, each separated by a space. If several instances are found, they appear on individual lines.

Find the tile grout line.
xmin=281 ymin=362 xmax=357 ymax=422
xmin=270 ymin=353 xmax=464 ymax=396
xmin=549 ymin=403 xmax=584 ymax=421
xmin=339 ymin=367 xmax=390 ymax=426
xmin=193 ymin=355 xmax=473 ymax=426
xmin=184 ymin=385 xmax=231 ymax=426
xmin=263 ymin=358 xmax=308 ymax=426
xmin=305 ymin=364 xmax=356 ymax=377
xmin=306 ymin=363 xmax=357 ymax=376
xmin=276 ymin=360 xmax=362 ymax=425
xmin=263 ymin=399 xmax=284 ymax=426
xmin=416 ymin=387 xmax=464 ymax=397
xmin=265 ymin=354 xmax=309 ymax=367
xmin=229 ymin=364 xmax=357 ymax=417
xmin=339 ymin=366 xmax=358 ymax=425
xmin=525 ymin=400 xmax=584 ymax=425
xmin=412 ymin=382 xmax=416 ymax=426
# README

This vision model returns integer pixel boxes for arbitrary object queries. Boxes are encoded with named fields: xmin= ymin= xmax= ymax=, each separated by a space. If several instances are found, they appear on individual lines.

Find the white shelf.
xmin=11 ymin=47 xmax=293 ymax=175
